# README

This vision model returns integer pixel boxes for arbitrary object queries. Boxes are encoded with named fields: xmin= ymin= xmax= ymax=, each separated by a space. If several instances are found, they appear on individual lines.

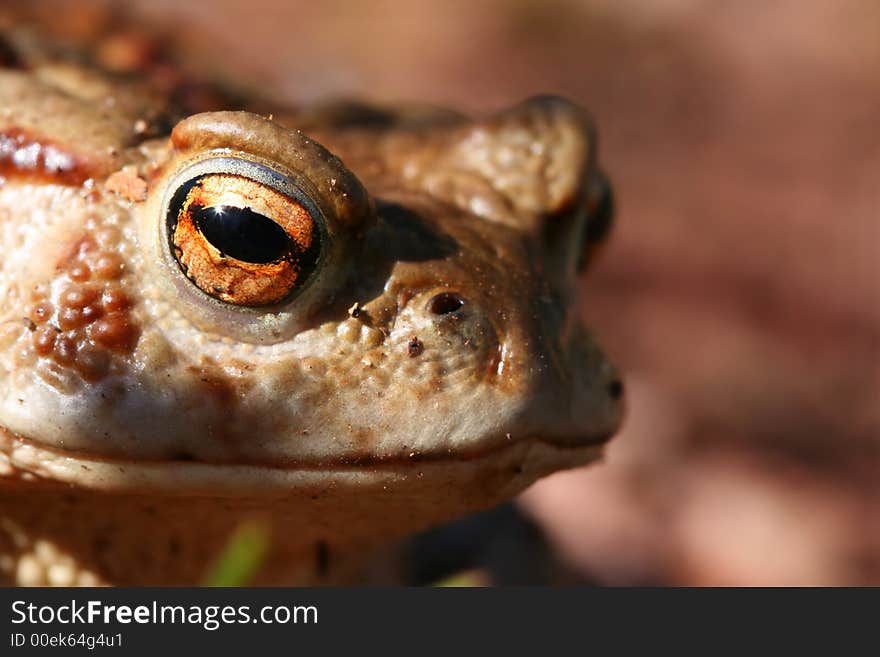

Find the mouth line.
xmin=0 ymin=426 xmax=614 ymax=472
xmin=0 ymin=425 xmax=608 ymax=495
xmin=0 ymin=422 xmax=612 ymax=468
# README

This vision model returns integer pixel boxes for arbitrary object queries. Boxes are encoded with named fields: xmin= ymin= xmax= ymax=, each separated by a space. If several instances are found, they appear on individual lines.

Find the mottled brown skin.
xmin=0 ymin=29 xmax=622 ymax=585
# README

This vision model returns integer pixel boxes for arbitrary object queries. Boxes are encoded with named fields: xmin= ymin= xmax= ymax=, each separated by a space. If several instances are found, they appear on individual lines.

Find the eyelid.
xmin=170 ymin=111 xmax=374 ymax=236
xmin=164 ymin=156 xmax=326 ymax=237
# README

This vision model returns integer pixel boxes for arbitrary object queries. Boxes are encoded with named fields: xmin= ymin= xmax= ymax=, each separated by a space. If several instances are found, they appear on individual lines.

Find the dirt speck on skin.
xmin=407 ymin=337 xmax=424 ymax=358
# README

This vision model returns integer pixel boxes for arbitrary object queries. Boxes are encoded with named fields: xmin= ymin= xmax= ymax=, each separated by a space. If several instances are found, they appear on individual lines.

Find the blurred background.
xmin=9 ymin=0 xmax=878 ymax=585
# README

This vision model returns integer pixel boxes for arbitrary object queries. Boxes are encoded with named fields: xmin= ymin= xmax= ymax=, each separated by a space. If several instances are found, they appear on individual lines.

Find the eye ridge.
xmin=190 ymin=203 xmax=295 ymax=265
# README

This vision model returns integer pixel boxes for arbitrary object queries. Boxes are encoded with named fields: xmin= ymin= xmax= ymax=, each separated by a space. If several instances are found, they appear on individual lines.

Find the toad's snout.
xmin=529 ymin=326 xmax=624 ymax=449
xmin=572 ymin=348 xmax=624 ymax=446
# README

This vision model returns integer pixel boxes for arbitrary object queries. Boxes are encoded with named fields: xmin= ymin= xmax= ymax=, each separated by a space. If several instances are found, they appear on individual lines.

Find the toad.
xmin=0 ymin=28 xmax=622 ymax=585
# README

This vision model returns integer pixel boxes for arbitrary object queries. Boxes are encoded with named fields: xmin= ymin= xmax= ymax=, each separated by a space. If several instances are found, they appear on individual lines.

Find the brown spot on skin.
xmin=29 ymin=303 xmax=54 ymax=325
xmin=0 ymin=129 xmax=93 ymax=185
xmin=81 ymin=304 xmax=104 ymax=324
xmin=68 ymin=262 xmax=92 ymax=282
xmin=32 ymin=326 xmax=58 ymax=356
xmin=58 ymin=306 xmax=88 ymax=331
xmin=90 ymin=313 xmax=137 ymax=352
xmin=187 ymin=366 xmax=237 ymax=407
xmin=93 ymin=254 xmax=125 ymax=280
xmin=61 ymin=285 xmax=100 ymax=310
xmin=28 ymin=231 xmax=140 ymax=380
xmin=102 ymin=288 xmax=131 ymax=312
xmin=54 ymin=335 xmax=77 ymax=365
xmin=407 ymin=337 xmax=424 ymax=357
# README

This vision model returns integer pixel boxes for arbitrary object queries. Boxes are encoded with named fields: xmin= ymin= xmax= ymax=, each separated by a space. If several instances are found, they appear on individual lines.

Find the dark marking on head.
xmin=376 ymin=201 xmax=458 ymax=262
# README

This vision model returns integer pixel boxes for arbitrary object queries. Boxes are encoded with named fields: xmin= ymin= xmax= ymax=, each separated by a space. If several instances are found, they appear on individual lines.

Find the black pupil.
xmin=191 ymin=205 xmax=292 ymax=264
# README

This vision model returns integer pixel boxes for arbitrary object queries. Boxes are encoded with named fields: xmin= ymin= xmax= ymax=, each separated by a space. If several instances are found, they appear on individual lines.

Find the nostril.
xmin=428 ymin=292 xmax=465 ymax=315
xmin=608 ymin=379 xmax=624 ymax=400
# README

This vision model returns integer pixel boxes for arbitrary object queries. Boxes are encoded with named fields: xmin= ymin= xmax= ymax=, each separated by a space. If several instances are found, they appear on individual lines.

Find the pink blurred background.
xmin=10 ymin=0 xmax=878 ymax=584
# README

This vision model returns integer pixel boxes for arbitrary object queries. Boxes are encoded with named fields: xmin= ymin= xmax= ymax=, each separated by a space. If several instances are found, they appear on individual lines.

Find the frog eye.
xmin=166 ymin=160 xmax=321 ymax=306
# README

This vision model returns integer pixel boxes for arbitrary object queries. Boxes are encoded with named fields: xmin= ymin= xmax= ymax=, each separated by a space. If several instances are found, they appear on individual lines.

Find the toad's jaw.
xmin=0 ymin=425 xmax=605 ymax=498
